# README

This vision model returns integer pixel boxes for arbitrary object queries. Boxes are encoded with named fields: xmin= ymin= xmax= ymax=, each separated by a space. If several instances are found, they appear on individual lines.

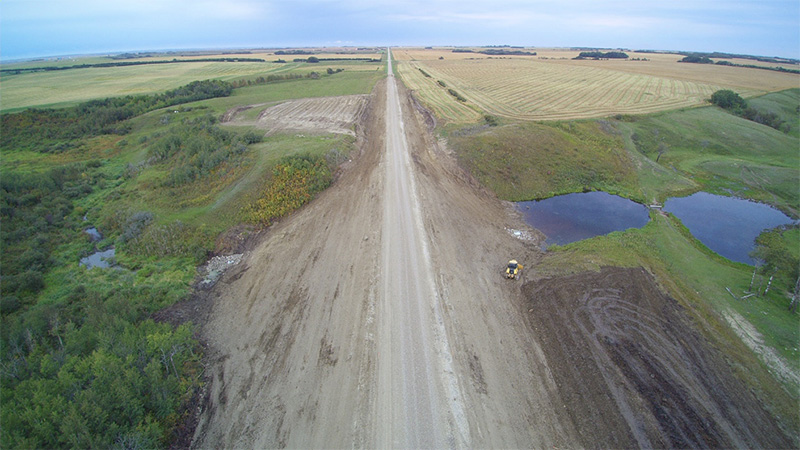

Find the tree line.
xmin=1 ymin=80 xmax=234 ymax=153
xmin=574 ymin=51 xmax=629 ymax=60
xmin=1 ymin=58 xmax=267 ymax=75
xmin=679 ymin=54 xmax=800 ymax=74
xmin=710 ymin=90 xmax=790 ymax=133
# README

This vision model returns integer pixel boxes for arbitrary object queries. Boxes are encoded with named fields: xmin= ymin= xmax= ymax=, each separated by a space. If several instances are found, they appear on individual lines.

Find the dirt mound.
xmin=520 ymin=266 xmax=793 ymax=448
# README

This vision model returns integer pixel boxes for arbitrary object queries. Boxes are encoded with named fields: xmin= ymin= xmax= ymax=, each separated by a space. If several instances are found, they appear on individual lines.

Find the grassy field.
xmin=618 ymin=91 xmax=800 ymax=215
xmin=1 ymin=51 xmax=384 ymax=112
xmin=394 ymin=47 xmax=799 ymax=123
xmin=449 ymin=89 xmax=799 ymax=212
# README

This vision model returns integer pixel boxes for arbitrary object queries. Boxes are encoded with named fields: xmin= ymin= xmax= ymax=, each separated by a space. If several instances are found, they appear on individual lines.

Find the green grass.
xmin=619 ymin=97 xmax=799 ymax=215
xmin=203 ymin=69 xmax=383 ymax=109
xmin=0 ymin=59 xmax=384 ymax=112
xmin=747 ymin=88 xmax=800 ymax=139
xmin=448 ymin=120 xmax=644 ymax=202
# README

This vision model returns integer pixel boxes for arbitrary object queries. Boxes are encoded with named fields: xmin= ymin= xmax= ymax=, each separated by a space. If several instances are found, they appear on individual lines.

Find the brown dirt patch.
xmin=520 ymin=266 xmax=794 ymax=448
xmin=222 ymin=95 xmax=369 ymax=136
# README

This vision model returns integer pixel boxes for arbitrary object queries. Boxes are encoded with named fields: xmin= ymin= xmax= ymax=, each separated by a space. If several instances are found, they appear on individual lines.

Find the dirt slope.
xmin=521 ymin=267 xmax=793 ymax=448
xmin=190 ymin=52 xmax=793 ymax=448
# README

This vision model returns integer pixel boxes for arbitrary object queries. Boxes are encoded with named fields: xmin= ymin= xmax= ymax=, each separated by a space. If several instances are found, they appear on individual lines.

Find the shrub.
xmin=244 ymin=156 xmax=332 ymax=225
xmin=710 ymin=89 xmax=747 ymax=110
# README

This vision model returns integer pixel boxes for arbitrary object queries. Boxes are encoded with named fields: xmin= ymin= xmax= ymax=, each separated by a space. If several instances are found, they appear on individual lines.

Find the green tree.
xmin=710 ymin=89 xmax=747 ymax=110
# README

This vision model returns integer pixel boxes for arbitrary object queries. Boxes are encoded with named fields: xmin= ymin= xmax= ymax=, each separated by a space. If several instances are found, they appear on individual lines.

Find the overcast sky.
xmin=2 ymin=0 xmax=798 ymax=60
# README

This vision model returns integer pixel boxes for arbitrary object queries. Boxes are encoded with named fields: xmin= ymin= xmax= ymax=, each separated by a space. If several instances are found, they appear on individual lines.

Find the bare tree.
xmin=656 ymin=142 xmax=668 ymax=162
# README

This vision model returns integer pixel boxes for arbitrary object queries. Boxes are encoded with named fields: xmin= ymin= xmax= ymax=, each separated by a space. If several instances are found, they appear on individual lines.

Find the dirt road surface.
xmin=190 ymin=49 xmax=794 ymax=448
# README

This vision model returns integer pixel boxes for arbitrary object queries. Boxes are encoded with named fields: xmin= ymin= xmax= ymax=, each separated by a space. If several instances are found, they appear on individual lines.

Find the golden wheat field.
xmin=394 ymin=47 xmax=800 ymax=123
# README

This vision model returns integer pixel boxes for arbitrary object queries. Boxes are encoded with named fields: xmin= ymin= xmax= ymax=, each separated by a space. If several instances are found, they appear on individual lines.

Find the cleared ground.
xmin=394 ymin=47 xmax=799 ymax=123
xmin=222 ymin=95 xmax=370 ymax=136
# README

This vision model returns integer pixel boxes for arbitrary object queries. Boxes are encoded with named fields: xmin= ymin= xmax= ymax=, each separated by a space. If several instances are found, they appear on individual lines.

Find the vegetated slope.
xmin=620 ymin=92 xmax=800 ymax=215
xmin=449 ymin=120 xmax=642 ymax=202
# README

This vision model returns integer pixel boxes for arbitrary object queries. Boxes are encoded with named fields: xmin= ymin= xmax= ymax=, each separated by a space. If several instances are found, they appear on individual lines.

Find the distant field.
xmin=0 ymin=50 xmax=384 ymax=112
xmin=394 ymin=48 xmax=800 ymax=123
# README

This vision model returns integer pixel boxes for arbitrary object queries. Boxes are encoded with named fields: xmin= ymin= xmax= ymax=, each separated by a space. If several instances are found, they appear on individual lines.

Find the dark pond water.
xmin=518 ymin=191 xmax=650 ymax=246
xmin=80 ymin=248 xmax=115 ymax=269
xmin=663 ymin=192 xmax=796 ymax=265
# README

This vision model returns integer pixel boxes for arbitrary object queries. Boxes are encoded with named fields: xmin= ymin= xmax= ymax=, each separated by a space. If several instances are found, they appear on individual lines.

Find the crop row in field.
xmin=396 ymin=61 xmax=481 ymax=123
xmin=394 ymin=48 xmax=799 ymax=123
xmin=406 ymin=58 xmax=763 ymax=121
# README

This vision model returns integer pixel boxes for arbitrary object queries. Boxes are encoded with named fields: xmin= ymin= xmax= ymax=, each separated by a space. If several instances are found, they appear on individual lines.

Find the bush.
xmin=244 ymin=156 xmax=332 ymax=225
xmin=710 ymin=89 xmax=747 ymax=110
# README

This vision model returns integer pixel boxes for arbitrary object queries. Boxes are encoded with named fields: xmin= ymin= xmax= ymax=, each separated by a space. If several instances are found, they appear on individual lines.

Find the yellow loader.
xmin=505 ymin=260 xmax=522 ymax=280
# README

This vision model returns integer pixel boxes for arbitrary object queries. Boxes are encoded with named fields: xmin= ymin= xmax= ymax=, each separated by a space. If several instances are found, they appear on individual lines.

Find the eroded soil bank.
xmin=520 ymin=267 xmax=793 ymax=448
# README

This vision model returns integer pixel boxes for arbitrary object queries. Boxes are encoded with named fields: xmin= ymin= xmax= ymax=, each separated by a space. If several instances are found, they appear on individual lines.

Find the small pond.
xmin=517 ymin=191 xmax=650 ymax=246
xmin=663 ymin=192 xmax=796 ymax=265
xmin=80 ymin=248 xmax=116 ymax=269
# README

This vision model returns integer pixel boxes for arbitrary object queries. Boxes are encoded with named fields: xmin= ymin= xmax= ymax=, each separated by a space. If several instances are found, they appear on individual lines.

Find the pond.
xmin=80 ymin=248 xmax=116 ymax=269
xmin=517 ymin=191 xmax=650 ymax=246
xmin=663 ymin=192 xmax=796 ymax=265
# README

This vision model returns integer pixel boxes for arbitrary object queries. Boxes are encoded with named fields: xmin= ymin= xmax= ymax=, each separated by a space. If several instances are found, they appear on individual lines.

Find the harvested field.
xmin=394 ymin=48 xmax=800 ymax=122
xmin=222 ymin=94 xmax=370 ymax=135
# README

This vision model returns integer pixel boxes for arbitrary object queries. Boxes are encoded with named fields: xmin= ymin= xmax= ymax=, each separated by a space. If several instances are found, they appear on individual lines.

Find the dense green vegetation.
xmin=243 ymin=155 xmax=332 ymax=225
xmin=574 ymin=51 xmax=629 ymax=59
xmin=710 ymin=89 xmax=790 ymax=132
xmin=449 ymin=120 xmax=642 ymax=202
xmin=1 ymin=80 xmax=234 ymax=153
xmin=1 ymin=61 xmax=384 ymax=447
xmin=679 ymin=52 xmax=800 ymax=74
xmin=451 ymin=48 xmax=537 ymax=56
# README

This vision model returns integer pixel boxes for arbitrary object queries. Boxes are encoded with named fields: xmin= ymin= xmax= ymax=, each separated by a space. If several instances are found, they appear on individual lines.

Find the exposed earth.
xmin=187 ymin=53 xmax=795 ymax=448
xmin=222 ymin=94 xmax=370 ymax=136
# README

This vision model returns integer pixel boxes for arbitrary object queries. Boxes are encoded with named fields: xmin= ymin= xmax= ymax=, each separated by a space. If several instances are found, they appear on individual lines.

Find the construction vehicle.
xmin=505 ymin=260 xmax=522 ymax=280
